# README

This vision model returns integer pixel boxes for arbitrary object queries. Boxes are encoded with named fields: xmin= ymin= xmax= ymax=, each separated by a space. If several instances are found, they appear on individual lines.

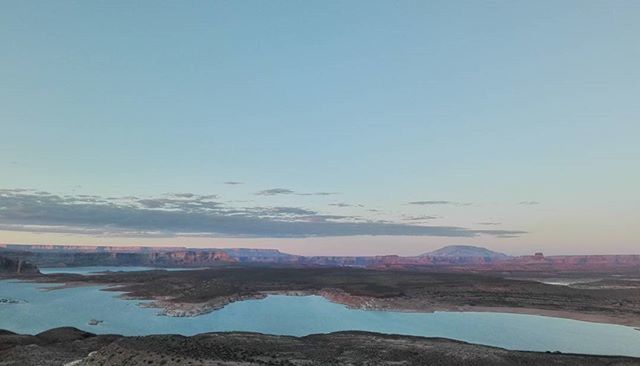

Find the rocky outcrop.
xmin=1 ymin=327 xmax=638 ymax=366
xmin=0 ymin=255 xmax=39 ymax=274
xmin=0 ymin=327 xmax=119 ymax=365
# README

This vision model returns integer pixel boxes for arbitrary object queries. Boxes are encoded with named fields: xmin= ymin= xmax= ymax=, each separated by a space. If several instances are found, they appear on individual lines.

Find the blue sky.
xmin=1 ymin=1 xmax=638 ymax=255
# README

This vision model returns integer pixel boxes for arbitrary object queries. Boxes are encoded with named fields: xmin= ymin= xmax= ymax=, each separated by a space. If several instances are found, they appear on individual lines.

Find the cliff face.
xmin=0 ymin=244 xmax=183 ymax=253
xmin=219 ymin=247 xmax=514 ymax=267
xmin=507 ymin=254 xmax=640 ymax=270
xmin=222 ymin=248 xmax=300 ymax=263
xmin=147 ymin=250 xmax=236 ymax=266
xmin=293 ymin=253 xmax=640 ymax=270
xmin=0 ymin=250 xmax=236 ymax=268
xmin=0 ymin=255 xmax=39 ymax=274
xmin=2 ymin=245 xmax=639 ymax=272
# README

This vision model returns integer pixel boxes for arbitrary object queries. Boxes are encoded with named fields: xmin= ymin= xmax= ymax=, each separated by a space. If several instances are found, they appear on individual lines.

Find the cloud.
xmin=223 ymin=181 xmax=243 ymax=185
xmin=256 ymin=188 xmax=339 ymax=197
xmin=408 ymin=201 xmax=472 ymax=206
xmin=403 ymin=215 xmax=439 ymax=221
xmin=253 ymin=206 xmax=318 ymax=217
xmin=136 ymin=195 xmax=221 ymax=211
xmin=519 ymin=201 xmax=540 ymax=205
xmin=477 ymin=222 xmax=501 ymax=226
xmin=255 ymin=188 xmax=296 ymax=196
xmin=328 ymin=202 xmax=363 ymax=208
xmin=295 ymin=192 xmax=340 ymax=196
xmin=172 ymin=193 xmax=196 ymax=198
xmin=0 ymin=189 xmax=527 ymax=239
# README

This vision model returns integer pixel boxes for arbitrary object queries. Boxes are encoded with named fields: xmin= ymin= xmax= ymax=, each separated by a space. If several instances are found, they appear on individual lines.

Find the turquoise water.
xmin=1 ymin=279 xmax=640 ymax=357
xmin=39 ymin=266 xmax=207 ymax=275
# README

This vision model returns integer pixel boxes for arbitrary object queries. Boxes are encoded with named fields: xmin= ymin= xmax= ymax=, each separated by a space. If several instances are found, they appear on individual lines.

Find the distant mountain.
xmin=221 ymin=248 xmax=294 ymax=258
xmin=221 ymin=248 xmax=299 ymax=263
xmin=2 ymin=244 xmax=639 ymax=271
xmin=422 ymin=245 xmax=510 ymax=259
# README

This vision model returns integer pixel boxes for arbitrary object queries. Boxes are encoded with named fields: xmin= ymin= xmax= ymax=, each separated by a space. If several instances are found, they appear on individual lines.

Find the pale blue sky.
xmin=1 ymin=1 xmax=638 ymax=255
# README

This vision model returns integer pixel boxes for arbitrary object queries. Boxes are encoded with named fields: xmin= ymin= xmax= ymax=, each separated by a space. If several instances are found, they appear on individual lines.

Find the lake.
xmin=1 ymin=278 xmax=640 ymax=357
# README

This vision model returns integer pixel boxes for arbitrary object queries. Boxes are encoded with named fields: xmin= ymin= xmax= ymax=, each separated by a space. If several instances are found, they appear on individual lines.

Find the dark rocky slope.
xmin=0 ymin=255 xmax=39 ymax=274
xmin=0 ymin=327 xmax=638 ymax=366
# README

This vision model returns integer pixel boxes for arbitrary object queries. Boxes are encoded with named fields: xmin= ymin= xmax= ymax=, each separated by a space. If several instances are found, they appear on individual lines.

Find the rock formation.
xmin=0 ymin=255 xmax=39 ymax=274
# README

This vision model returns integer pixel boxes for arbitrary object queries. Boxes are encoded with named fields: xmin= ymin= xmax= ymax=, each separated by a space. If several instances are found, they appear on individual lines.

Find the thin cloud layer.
xmin=409 ymin=201 xmax=472 ymax=206
xmin=0 ymin=189 xmax=526 ymax=239
xmin=403 ymin=215 xmax=439 ymax=221
xmin=256 ymin=188 xmax=339 ymax=196
xmin=255 ymin=188 xmax=295 ymax=196
xmin=329 ymin=203 xmax=363 ymax=208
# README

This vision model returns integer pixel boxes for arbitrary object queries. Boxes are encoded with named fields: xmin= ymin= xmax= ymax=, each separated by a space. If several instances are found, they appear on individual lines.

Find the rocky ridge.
xmin=1 ymin=327 xmax=639 ymax=366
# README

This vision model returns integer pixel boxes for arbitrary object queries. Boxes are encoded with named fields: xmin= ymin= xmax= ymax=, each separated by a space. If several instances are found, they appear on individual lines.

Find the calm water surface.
xmin=1 ymin=279 xmax=640 ymax=357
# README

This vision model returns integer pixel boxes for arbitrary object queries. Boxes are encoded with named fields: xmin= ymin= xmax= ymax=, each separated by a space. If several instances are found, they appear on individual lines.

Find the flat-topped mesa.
xmin=511 ymin=254 xmax=640 ymax=268
xmin=0 ymin=248 xmax=236 ymax=268
xmin=152 ymin=250 xmax=236 ymax=266
xmin=0 ymin=244 xmax=186 ymax=253
xmin=220 ymin=247 xmax=512 ymax=267
xmin=221 ymin=248 xmax=300 ymax=263
xmin=1 ymin=244 xmax=639 ymax=271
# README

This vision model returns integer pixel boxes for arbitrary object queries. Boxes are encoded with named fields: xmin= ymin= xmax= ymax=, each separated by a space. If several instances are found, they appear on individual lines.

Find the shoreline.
xmin=4 ymin=274 xmax=640 ymax=329
xmin=133 ymin=287 xmax=640 ymax=328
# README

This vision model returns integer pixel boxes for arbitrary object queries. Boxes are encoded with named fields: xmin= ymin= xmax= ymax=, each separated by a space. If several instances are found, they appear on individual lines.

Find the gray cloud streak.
xmin=408 ymin=201 xmax=472 ymax=206
xmin=256 ymin=188 xmax=339 ymax=196
xmin=0 ymin=190 xmax=527 ymax=239
xmin=255 ymin=188 xmax=295 ymax=196
xmin=329 ymin=202 xmax=363 ymax=208
xmin=403 ymin=215 xmax=439 ymax=221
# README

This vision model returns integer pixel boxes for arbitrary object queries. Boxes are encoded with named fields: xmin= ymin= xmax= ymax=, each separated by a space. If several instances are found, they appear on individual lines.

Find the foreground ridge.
xmin=0 ymin=327 xmax=638 ymax=366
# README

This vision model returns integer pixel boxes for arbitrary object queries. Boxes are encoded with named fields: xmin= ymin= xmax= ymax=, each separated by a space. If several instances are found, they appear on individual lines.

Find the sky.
xmin=1 ymin=1 xmax=639 ymax=256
